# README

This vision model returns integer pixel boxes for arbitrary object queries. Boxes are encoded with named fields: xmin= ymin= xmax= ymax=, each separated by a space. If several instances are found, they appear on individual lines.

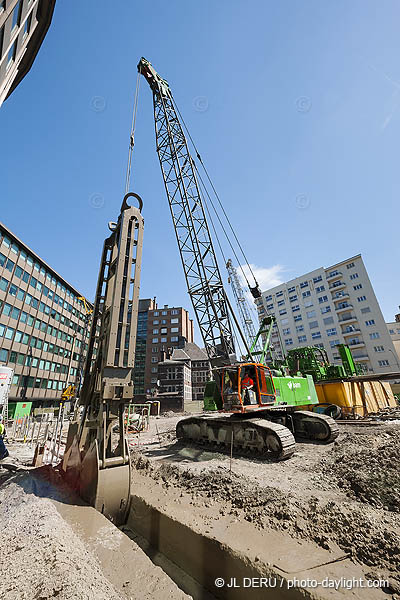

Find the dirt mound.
xmin=131 ymin=452 xmax=400 ymax=576
xmin=319 ymin=427 xmax=400 ymax=511
xmin=0 ymin=472 xmax=122 ymax=600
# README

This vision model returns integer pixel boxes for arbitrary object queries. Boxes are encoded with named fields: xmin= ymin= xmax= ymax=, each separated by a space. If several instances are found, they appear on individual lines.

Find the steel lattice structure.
xmin=226 ymin=259 xmax=261 ymax=352
xmin=139 ymin=58 xmax=235 ymax=365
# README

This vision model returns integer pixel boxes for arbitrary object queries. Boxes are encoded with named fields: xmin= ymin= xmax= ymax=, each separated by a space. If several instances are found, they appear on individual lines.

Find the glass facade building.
xmin=0 ymin=222 xmax=91 ymax=405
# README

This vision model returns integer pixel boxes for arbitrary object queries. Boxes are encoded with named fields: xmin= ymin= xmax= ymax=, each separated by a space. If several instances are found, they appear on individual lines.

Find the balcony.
xmin=326 ymin=270 xmax=342 ymax=281
xmin=342 ymin=327 xmax=361 ymax=335
xmin=332 ymin=292 xmax=349 ymax=299
xmin=329 ymin=281 xmax=346 ymax=291
xmin=347 ymin=340 xmax=365 ymax=348
xmin=338 ymin=314 xmax=358 ymax=323
xmin=335 ymin=303 xmax=353 ymax=313
xmin=353 ymin=354 xmax=369 ymax=361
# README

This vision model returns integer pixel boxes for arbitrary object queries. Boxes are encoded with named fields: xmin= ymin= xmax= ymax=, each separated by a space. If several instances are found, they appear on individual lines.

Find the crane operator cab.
xmin=221 ymin=363 xmax=276 ymax=413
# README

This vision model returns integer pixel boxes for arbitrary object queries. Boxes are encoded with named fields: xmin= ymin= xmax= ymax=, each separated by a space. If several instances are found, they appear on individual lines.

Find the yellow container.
xmin=314 ymin=380 xmax=397 ymax=417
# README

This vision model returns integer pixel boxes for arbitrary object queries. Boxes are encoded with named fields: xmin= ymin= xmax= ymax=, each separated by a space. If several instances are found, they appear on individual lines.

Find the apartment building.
xmin=257 ymin=254 xmax=397 ymax=374
xmin=133 ymin=299 xmax=194 ymax=399
xmin=0 ymin=222 xmax=91 ymax=404
xmin=387 ymin=320 xmax=400 ymax=368
xmin=0 ymin=0 xmax=55 ymax=107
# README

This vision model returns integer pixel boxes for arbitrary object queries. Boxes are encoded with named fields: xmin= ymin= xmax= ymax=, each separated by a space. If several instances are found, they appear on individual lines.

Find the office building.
xmin=133 ymin=299 xmax=194 ymax=399
xmin=257 ymin=254 xmax=398 ymax=374
xmin=0 ymin=222 xmax=91 ymax=404
xmin=0 ymin=0 xmax=56 ymax=107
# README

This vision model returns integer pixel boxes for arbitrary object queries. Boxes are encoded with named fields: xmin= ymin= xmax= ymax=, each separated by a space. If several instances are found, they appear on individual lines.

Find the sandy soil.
xmin=129 ymin=414 xmax=400 ymax=595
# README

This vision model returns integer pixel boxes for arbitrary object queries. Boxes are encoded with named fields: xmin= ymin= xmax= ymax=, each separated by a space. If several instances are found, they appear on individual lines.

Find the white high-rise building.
xmin=256 ymin=254 xmax=397 ymax=374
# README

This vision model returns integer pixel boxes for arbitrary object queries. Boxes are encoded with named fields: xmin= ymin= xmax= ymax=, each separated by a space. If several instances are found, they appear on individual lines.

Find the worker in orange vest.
xmin=241 ymin=372 xmax=254 ymax=391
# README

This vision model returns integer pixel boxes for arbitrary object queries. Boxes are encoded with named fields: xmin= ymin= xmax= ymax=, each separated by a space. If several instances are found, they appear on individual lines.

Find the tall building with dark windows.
xmin=0 ymin=222 xmax=91 ymax=405
xmin=133 ymin=298 xmax=194 ymax=400
xmin=0 ymin=0 xmax=55 ymax=107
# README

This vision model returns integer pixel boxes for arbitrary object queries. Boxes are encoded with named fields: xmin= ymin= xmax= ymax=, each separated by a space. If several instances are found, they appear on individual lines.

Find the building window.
xmin=349 ymin=273 xmax=358 ymax=280
xmin=346 ymin=262 xmax=355 ymax=269
xmin=374 ymin=346 xmax=384 ymax=352
xmin=357 ymin=296 xmax=366 ymax=302
xmin=171 ymin=309 xmax=179 ymax=315
xmin=265 ymin=295 xmax=272 ymax=301
xmin=315 ymin=285 xmax=325 ymax=293
xmin=326 ymin=327 xmax=337 ymax=337
xmin=298 ymin=335 xmax=307 ymax=343
xmin=365 ymin=319 xmax=375 ymax=326
xmin=151 ymin=378 xmax=157 ymax=384
xmin=360 ymin=307 xmax=371 ymax=314
xmin=151 ymin=367 xmax=157 ymax=373
xmin=300 ymin=281 xmax=308 ymax=289
xmin=266 ymin=303 xmax=273 ymax=310
xmin=280 ymin=318 xmax=289 ymax=325
xmin=296 ymin=325 xmax=304 ymax=332
xmin=153 ymin=311 xmax=159 ymax=316
xmin=153 ymin=320 xmax=159 ymax=325
xmin=311 ymin=331 xmax=321 ymax=339
xmin=284 ymin=338 xmax=293 ymax=346
xmin=294 ymin=315 xmax=302 ymax=322
xmin=292 ymin=305 xmax=300 ymax=312
xmin=279 ymin=309 xmax=287 ymax=316
xmin=378 ymin=360 xmax=389 ymax=367
xmin=152 ymin=329 xmax=159 ymax=334
xmin=329 ymin=339 xmax=340 ymax=347
xmin=160 ymin=328 xmax=167 ymax=334
xmin=288 ymin=286 xmax=295 ymax=293
xmin=323 ymin=316 xmax=334 ymax=325
xmin=289 ymin=295 xmax=297 ymax=302
xmin=152 ymin=347 xmax=158 ymax=352
xmin=320 ymin=306 xmax=331 ymax=314
xmin=369 ymin=332 xmax=380 ymax=340
xmin=306 ymin=310 xmax=316 ymax=319
xmin=11 ymin=1 xmax=22 ymax=31
xmin=152 ymin=338 xmax=158 ymax=343
xmin=162 ymin=310 xmax=168 ymax=315
xmin=302 ymin=291 xmax=311 ymax=298
xmin=171 ymin=327 xmax=178 ymax=333
xmin=318 ymin=296 xmax=328 ymax=304
xmin=282 ymin=327 xmax=290 ymax=335
xmin=304 ymin=301 xmax=313 ymax=308
xmin=151 ymin=357 xmax=158 ymax=363
xmin=277 ymin=300 xmax=285 ymax=307
xmin=171 ymin=336 xmax=178 ymax=342
xmin=353 ymin=284 xmax=362 ymax=290
xmin=161 ymin=337 xmax=167 ymax=343
xmin=171 ymin=318 xmax=178 ymax=324
xmin=22 ymin=13 xmax=32 ymax=39
xmin=276 ymin=291 xmax=283 ymax=298
xmin=309 ymin=320 xmax=318 ymax=329
xmin=313 ymin=276 xmax=323 ymax=284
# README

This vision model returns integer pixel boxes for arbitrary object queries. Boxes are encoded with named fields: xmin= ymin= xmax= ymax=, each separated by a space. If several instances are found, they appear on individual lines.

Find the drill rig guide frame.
xmin=63 ymin=193 xmax=144 ymax=525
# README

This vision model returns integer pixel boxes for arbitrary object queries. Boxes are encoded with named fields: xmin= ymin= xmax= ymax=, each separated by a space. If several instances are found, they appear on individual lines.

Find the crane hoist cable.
xmin=125 ymin=70 xmax=141 ymax=194
xmin=172 ymin=96 xmax=260 ymax=293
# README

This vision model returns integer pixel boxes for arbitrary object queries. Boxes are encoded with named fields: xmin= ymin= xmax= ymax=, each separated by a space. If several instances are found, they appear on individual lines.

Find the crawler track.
xmin=176 ymin=415 xmax=296 ymax=461
xmin=292 ymin=410 xmax=340 ymax=443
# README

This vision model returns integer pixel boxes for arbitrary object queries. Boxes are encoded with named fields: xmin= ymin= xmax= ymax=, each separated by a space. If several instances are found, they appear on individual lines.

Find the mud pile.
xmin=319 ymin=427 xmax=400 ymax=512
xmin=132 ymin=451 xmax=400 ymax=578
xmin=0 ymin=472 xmax=122 ymax=600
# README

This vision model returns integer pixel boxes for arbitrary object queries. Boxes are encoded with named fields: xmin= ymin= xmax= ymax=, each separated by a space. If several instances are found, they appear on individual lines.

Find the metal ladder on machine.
xmin=0 ymin=372 xmax=11 ymax=426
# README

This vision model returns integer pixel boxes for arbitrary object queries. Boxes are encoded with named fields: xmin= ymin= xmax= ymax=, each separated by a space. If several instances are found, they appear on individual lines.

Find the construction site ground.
xmin=129 ymin=413 xmax=400 ymax=598
xmin=0 ymin=414 xmax=399 ymax=599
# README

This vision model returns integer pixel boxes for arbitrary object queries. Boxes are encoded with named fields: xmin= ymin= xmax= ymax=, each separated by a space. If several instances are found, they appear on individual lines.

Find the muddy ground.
xmin=131 ymin=415 xmax=400 ymax=593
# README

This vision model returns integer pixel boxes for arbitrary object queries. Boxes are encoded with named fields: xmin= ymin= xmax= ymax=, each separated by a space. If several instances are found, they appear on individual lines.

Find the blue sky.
xmin=1 ymin=0 xmax=399 ymax=346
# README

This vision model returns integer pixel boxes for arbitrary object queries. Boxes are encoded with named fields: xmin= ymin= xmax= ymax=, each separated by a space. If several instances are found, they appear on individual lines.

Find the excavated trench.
xmin=122 ymin=469 xmax=389 ymax=600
